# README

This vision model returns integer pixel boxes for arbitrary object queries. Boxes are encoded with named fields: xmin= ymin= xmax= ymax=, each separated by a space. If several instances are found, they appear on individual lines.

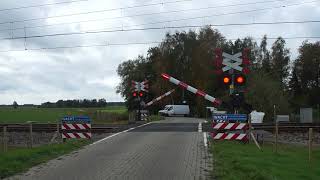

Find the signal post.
xmin=131 ymin=80 xmax=149 ymax=121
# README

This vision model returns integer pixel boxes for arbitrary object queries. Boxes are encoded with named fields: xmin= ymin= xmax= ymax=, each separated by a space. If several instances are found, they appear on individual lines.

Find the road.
xmin=8 ymin=117 xmax=211 ymax=180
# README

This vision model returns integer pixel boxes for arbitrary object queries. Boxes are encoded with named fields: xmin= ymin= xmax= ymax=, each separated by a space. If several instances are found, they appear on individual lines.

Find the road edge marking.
xmin=90 ymin=122 xmax=153 ymax=146
xmin=198 ymin=122 xmax=202 ymax=132
xmin=203 ymin=132 xmax=208 ymax=148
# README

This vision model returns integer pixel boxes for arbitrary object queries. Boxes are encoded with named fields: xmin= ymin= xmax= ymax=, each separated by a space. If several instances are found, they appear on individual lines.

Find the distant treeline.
xmin=1 ymin=99 xmax=125 ymax=108
xmin=40 ymin=99 xmax=124 ymax=108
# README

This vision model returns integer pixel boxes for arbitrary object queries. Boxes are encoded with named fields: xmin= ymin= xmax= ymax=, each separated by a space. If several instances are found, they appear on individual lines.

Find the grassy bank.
xmin=148 ymin=115 xmax=165 ymax=122
xmin=0 ymin=140 xmax=89 ymax=178
xmin=0 ymin=106 xmax=128 ymax=123
xmin=210 ymin=141 xmax=320 ymax=180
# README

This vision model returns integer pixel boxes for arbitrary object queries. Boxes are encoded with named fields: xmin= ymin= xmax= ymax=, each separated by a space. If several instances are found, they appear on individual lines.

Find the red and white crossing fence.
xmin=210 ymin=132 xmax=248 ymax=141
xmin=61 ymin=116 xmax=92 ymax=139
xmin=210 ymin=115 xmax=249 ymax=142
xmin=212 ymin=122 xmax=248 ymax=130
xmin=145 ymin=89 xmax=175 ymax=107
xmin=161 ymin=73 xmax=222 ymax=106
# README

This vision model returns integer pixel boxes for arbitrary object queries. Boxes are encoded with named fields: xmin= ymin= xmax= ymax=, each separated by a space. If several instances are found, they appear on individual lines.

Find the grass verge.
xmin=0 ymin=140 xmax=89 ymax=178
xmin=210 ymin=141 xmax=320 ymax=180
xmin=148 ymin=115 xmax=165 ymax=122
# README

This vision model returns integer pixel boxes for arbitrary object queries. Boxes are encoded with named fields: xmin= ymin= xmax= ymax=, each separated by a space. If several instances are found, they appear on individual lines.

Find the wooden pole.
xmin=251 ymin=132 xmax=262 ymax=151
xmin=309 ymin=128 xmax=313 ymax=162
xmin=29 ymin=123 xmax=33 ymax=148
xmin=3 ymin=126 xmax=7 ymax=152
xmin=275 ymin=121 xmax=278 ymax=153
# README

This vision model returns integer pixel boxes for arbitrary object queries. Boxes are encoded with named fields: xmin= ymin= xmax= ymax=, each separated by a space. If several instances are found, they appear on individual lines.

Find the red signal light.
xmin=235 ymin=75 xmax=246 ymax=85
xmin=236 ymin=76 xmax=244 ymax=84
xmin=139 ymin=92 xmax=143 ymax=97
xmin=223 ymin=77 xmax=231 ymax=84
xmin=133 ymin=92 xmax=137 ymax=97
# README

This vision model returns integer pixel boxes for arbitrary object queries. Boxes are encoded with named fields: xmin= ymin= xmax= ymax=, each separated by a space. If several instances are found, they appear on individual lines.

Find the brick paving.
xmin=7 ymin=117 xmax=211 ymax=180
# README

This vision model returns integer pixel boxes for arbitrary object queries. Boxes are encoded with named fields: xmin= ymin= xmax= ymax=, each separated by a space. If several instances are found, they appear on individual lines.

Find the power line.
xmin=0 ymin=0 xmax=89 ymax=12
xmin=125 ymin=0 xmax=319 ymax=29
xmin=0 ymin=41 xmax=162 ymax=52
xmin=1 ymin=0 xmax=316 ymax=36
xmin=0 ymin=0 xmax=192 ymax=25
xmin=0 ymin=36 xmax=319 ymax=53
xmin=2 ymin=19 xmax=320 ymax=41
xmin=0 ymin=0 xmax=285 ymax=32
xmin=84 ymin=20 xmax=320 ymax=34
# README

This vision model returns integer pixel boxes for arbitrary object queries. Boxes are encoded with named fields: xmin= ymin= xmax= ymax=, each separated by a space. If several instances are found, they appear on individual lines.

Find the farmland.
xmin=0 ymin=106 xmax=128 ymax=123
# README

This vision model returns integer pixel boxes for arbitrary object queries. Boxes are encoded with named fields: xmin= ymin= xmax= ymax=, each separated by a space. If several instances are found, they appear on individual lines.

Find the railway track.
xmin=0 ymin=123 xmax=139 ymax=133
xmin=0 ymin=122 xmax=319 ymax=132
xmin=251 ymin=122 xmax=320 ymax=131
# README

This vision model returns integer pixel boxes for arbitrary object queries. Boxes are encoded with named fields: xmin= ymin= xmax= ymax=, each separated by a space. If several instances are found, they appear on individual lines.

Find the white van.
xmin=159 ymin=105 xmax=190 ymax=116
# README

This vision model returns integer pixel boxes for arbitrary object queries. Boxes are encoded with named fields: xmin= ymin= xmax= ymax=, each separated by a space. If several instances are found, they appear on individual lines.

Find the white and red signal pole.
xmin=161 ymin=73 xmax=222 ymax=106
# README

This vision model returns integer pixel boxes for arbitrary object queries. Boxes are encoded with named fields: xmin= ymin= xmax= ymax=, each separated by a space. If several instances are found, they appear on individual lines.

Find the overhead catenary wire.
xmin=0 ymin=41 xmax=162 ymax=52
xmin=0 ymin=0 xmax=317 ymax=40
xmin=0 ymin=0 xmax=89 ymax=12
xmin=0 ymin=36 xmax=319 ymax=53
xmin=2 ymin=19 xmax=320 ymax=41
xmin=0 ymin=0 xmax=192 ymax=25
xmin=0 ymin=0 xmax=286 ymax=32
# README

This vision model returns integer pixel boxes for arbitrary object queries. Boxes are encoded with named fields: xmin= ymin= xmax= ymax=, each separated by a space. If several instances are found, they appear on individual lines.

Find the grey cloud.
xmin=0 ymin=0 xmax=319 ymax=104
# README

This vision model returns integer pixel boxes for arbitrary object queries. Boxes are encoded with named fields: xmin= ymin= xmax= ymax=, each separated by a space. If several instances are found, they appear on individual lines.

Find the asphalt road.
xmin=8 ymin=117 xmax=211 ymax=180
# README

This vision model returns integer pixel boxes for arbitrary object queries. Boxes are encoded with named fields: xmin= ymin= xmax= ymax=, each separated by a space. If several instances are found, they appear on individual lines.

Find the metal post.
xmin=138 ymin=96 xmax=141 ymax=121
xmin=3 ymin=126 xmax=7 ymax=152
xmin=309 ymin=128 xmax=313 ymax=162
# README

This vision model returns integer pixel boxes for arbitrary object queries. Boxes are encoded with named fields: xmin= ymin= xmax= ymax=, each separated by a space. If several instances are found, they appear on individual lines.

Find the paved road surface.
xmin=8 ymin=117 xmax=211 ymax=180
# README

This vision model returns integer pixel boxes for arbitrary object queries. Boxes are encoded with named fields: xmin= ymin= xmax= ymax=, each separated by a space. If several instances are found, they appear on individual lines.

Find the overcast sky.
xmin=0 ymin=0 xmax=319 ymax=105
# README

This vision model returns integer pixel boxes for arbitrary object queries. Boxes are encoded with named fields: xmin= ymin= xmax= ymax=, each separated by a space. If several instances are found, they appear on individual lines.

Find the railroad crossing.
xmin=8 ymin=117 xmax=210 ymax=180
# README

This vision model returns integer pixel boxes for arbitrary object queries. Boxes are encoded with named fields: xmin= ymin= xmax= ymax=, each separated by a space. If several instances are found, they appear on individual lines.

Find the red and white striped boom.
xmin=161 ymin=73 xmax=221 ymax=106
xmin=145 ymin=89 xmax=175 ymax=107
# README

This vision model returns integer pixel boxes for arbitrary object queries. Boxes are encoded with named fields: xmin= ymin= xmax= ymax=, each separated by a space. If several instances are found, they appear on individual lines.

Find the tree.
xmin=259 ymin=35 xmax=271 ymax=72
xmin=270 ymin=37 xmax=290 ymax=86
xmin=289 ymin=41 xmax=320 ymax=108
xmin=246 ymin=70 xmax=290 ymax=121
xmin=98 ymin=98 xmax=107 ymax=107
xmin=13 ymin=101 xmax=18 ymax=109
xmin=116 ymin=27 xmax=294 ymax=118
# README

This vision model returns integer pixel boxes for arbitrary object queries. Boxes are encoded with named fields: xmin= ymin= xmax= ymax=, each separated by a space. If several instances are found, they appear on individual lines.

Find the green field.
xmin=0 ymin=106 xmax=128 ymax=123
xmin=0 ymin=140 xmax=90 ymax=178
xmin=98 ymin=106 xmax=127 ymax=113
xmin=211 ymin=141 xmax=320 ymax=180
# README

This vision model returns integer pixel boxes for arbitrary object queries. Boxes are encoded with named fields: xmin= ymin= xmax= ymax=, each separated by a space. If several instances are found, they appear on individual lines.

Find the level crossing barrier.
xmin=61 ymin=116 xmax=92 ymax=139
xmin=210 ymin=113 xmax=248 ymax=142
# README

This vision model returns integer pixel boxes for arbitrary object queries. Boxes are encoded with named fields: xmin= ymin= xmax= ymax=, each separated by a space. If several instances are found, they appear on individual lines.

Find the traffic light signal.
xmin=139 ymin=92 xmax=143 ymax=97
xmin=222 ymin=74 xmax=232 ymax=85
xmin=133 ymin=92 xmax=137 ymax=97
xmin=234 ymin=74 xmax=246 ymax=86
